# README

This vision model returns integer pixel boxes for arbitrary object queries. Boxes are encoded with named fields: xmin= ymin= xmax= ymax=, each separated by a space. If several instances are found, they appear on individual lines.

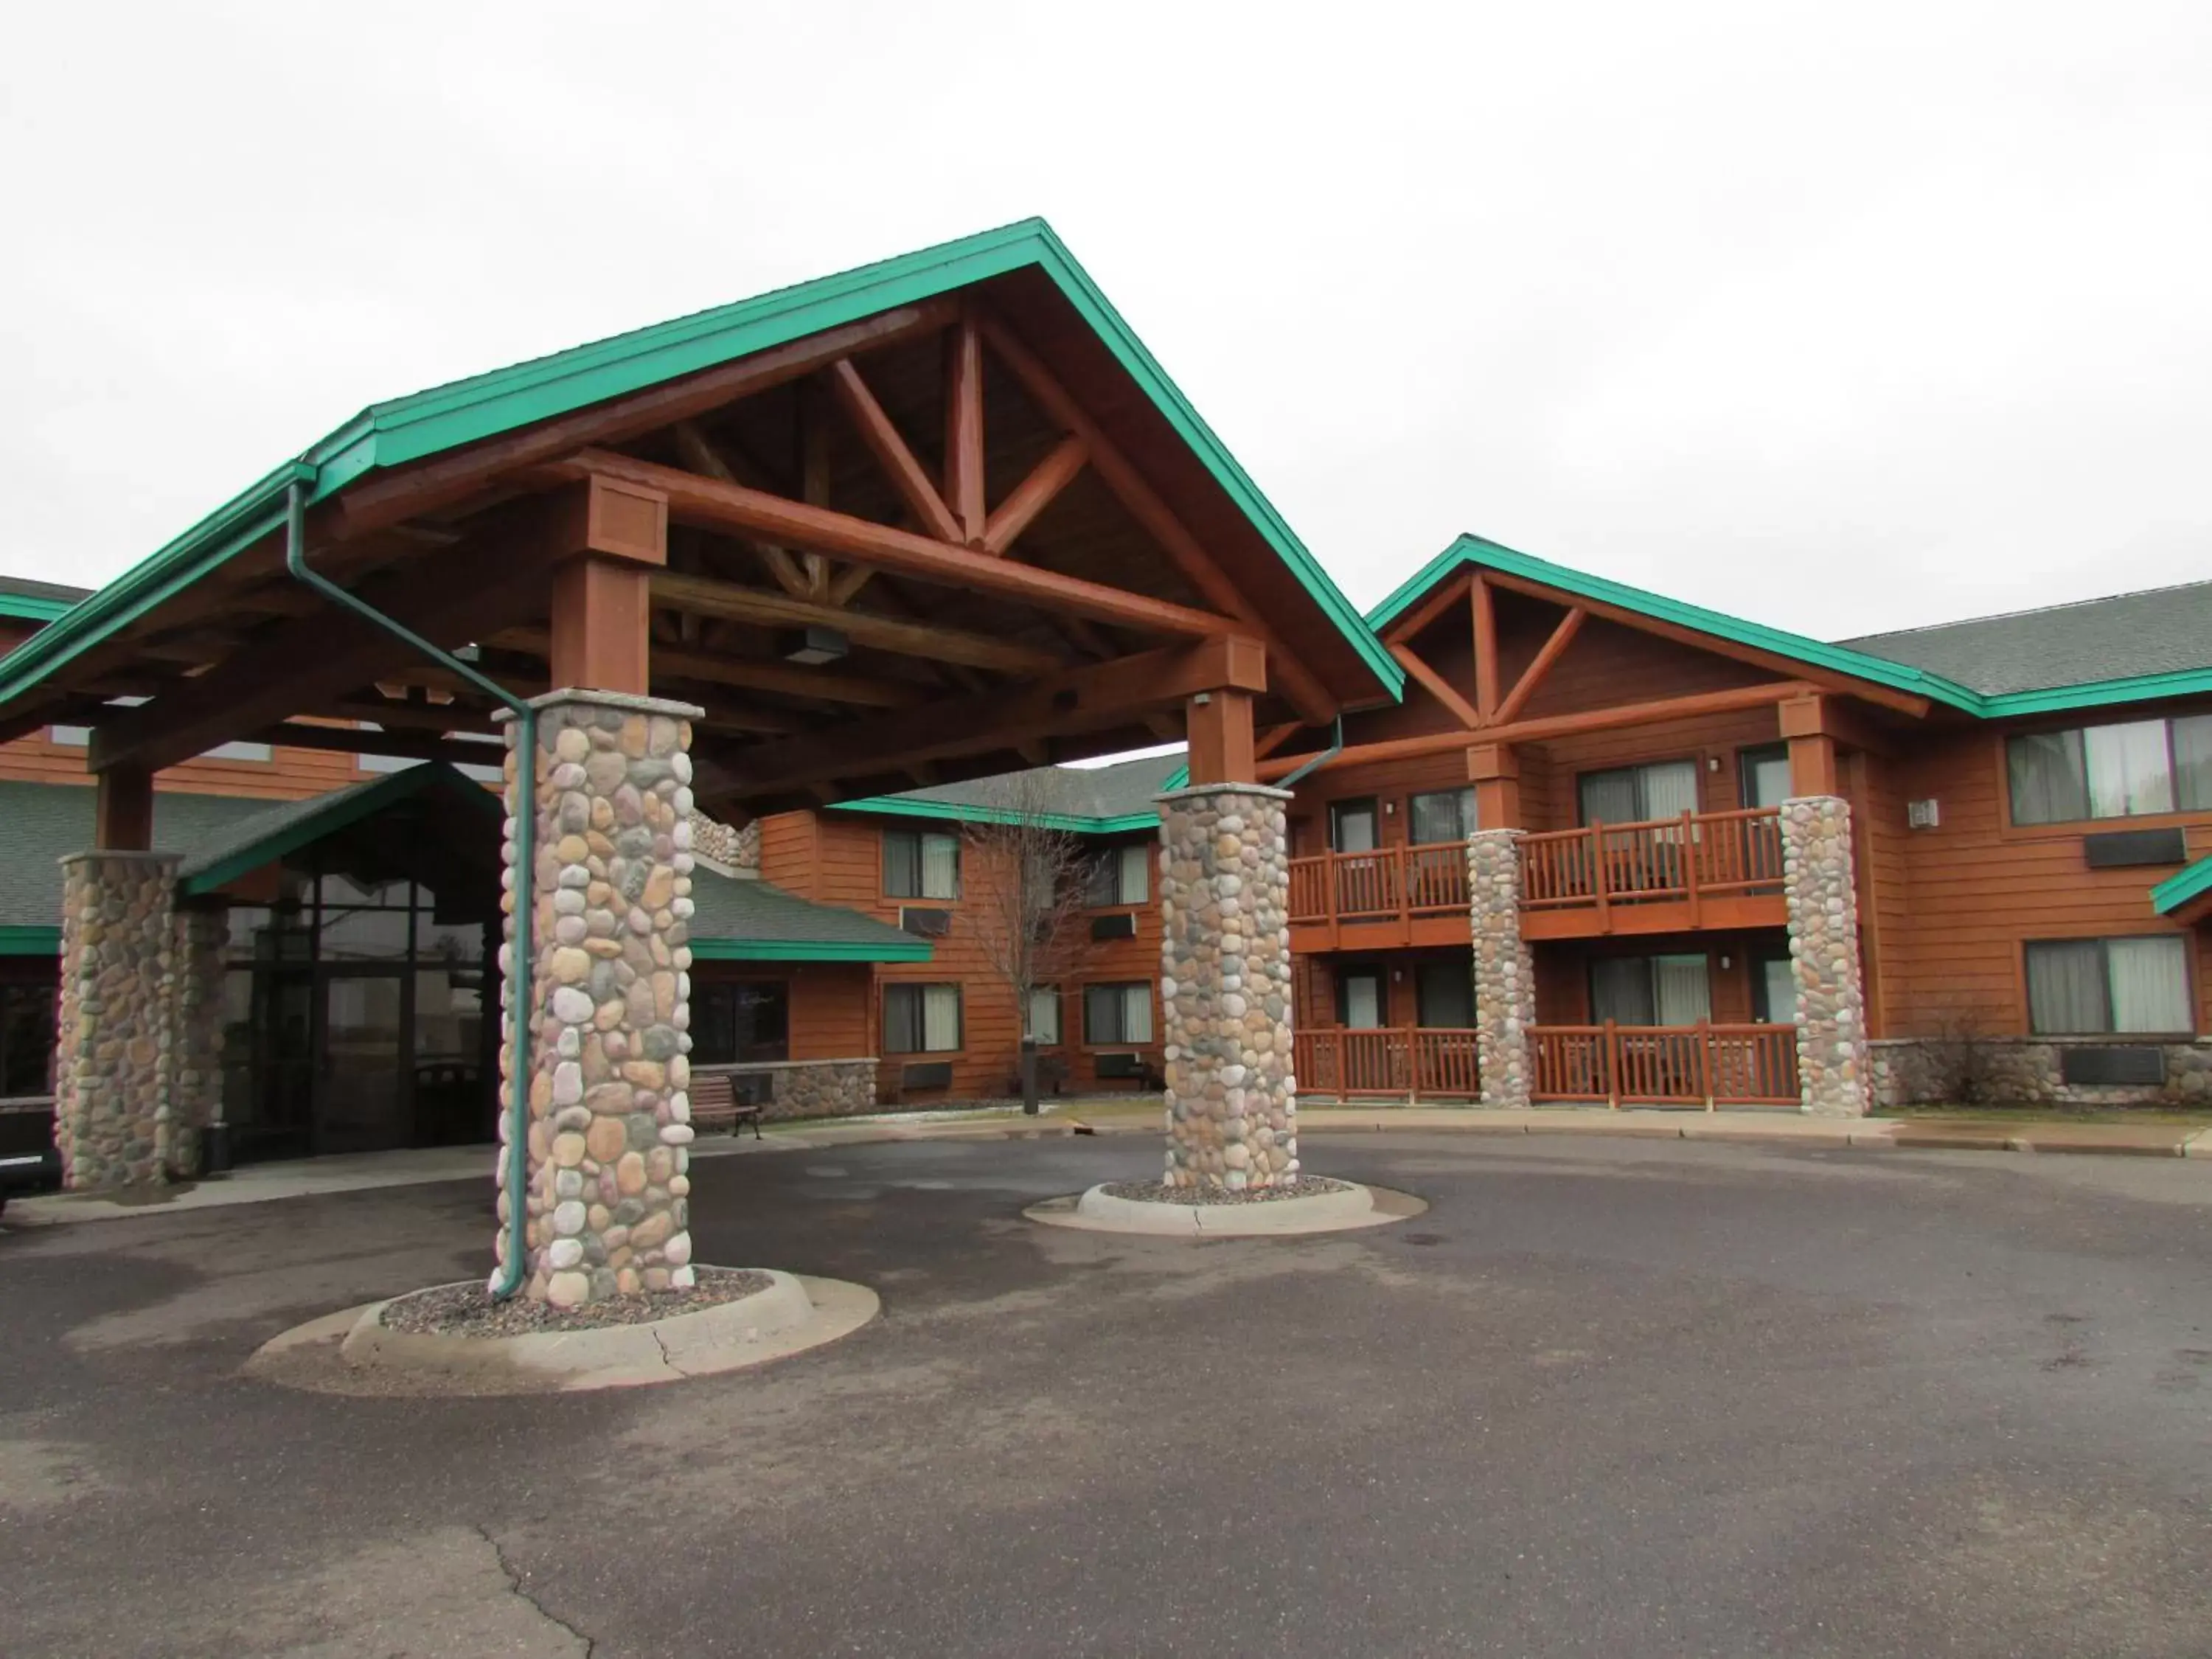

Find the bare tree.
xmin=962 ymin=772 xmax=1096 ymax=1114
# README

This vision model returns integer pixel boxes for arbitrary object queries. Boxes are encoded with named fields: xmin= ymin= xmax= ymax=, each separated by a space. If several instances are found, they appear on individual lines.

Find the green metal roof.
xmin=0 ymin=218 xmax=1399 ymax=707
xmin=2150 ymin=855 xmax=2212 ymax=919
xmin=175 ymin=764 xmax=503 ymax=895
xmin=832 ymin=751 xmax=1183 ymax=833
xmin=1371 ymin=535 xmax=2212 ymax=722
xmin=689 ymin=872 xmax=931 ymax=961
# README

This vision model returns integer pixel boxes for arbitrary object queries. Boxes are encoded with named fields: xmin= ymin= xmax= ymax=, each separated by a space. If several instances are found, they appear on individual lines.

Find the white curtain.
xmin=1641 ymin=761 xmax=1701 ymax=822
xmin=2007 ymin=731 xmax=2090 ymax=825
xmin=1119 ymin=984 xmax=1155 ymax=1044
xmin=2174 ymin=715 xmax=2212 ymax=812
xmin=1590 ymin=958 xmax=1654 ymax=1024
xmin=1579 ymin=768 xmax=1642 ymax=826
xmin=1027 ymin=988 xmax=1060 ymax=1046
xmin=2107 ymin=937 xmax=2191 ymax=1033
xmin=1651 ymin=954 xmax=1713 ymax=1025
xmin=1117 ymin=844 xmax=1150 ymax=905
xmin=922 ymin=984 xmax=961 ymax=1051
xmin=920 ymin=834 xmax=961 ymax=900
xmin=1342 ymin=973 xmax=1382 ymax=1028
xmin=2085 ymin=720 xmax=2174 ymax=818
xmin=2026 ymin=941 xmax=2107 ymax=1033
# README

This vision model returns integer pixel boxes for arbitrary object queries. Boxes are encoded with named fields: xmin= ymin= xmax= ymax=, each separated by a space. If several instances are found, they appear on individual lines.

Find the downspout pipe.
xmin=1276 ymin=717 xmax=1343 ymax=792
xmin=281 ymin=474 xmax=535 ymax=1301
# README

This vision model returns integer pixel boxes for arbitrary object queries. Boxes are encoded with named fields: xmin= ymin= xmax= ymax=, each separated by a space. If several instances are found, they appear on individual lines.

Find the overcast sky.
xmin=3 ymin=1 xmax=2207 ymax=642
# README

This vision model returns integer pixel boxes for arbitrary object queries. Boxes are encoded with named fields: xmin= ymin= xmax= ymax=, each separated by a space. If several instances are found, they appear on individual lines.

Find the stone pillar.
xmin=1468 ymin=829 xmax=1536 ymax=1109
xmin=53 ymin=852 xmax=178 ymax=1189
xmin=1781 ymin=795 xmax=1871 ymax=1116
xmin=1158 ymin=784 xmax=1296 ymax=1191
xmin=166 ymin=905 xmax=229 ymax=1178
xmin=498 ymin=692 xmax=703 ymax=1306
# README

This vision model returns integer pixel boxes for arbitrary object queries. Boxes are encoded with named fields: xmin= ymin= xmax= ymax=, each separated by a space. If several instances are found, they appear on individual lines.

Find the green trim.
xmin=0 ymin=593 xmax=74 ymax=625
xmin=1371 ymin=534 xmax=2212 ymax=723
xmin=2151 ymin=856 xmax=2212 ymax=917
xmin=828 ymin=795 xmax=1159 ymax=835
xmin=0 ymin=219 xmax=1397 ymax=707
xmin=689 ymin=936 xmax=933 ymax=963
xmin=178 ymin=763 xmax=504 ymax=895
xmin=0 ymin=925 xmax=60 ymax=956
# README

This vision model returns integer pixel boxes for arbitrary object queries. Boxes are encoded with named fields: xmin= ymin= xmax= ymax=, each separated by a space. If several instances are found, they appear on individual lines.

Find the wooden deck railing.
xmin=1528 ymin=1020 xmax=1799 ymax=1107
xmin=1287 ymin=843 xmax=1472 ymax=926
xmin=1293 ymin=1026 xmax=1481 ymax=1099
xmin=1519 ymin=807 xmax=1783 ymax=922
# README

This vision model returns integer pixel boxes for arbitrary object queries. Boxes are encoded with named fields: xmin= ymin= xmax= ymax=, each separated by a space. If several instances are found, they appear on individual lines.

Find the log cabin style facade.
xmin=1270 ymin=538 xmax=2212 ymax=1113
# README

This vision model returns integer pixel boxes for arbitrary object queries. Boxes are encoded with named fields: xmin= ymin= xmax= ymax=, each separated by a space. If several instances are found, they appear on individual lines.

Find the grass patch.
xmin=1883 ymin=1102 xmax=2212 ymax=1127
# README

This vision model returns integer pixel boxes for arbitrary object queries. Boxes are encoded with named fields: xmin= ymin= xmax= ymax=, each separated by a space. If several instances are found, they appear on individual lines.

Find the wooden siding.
xmin=692 ymin=959 xmax=874 ymax=1060
xmin=0 ymin=726 xmax=373 ymax=801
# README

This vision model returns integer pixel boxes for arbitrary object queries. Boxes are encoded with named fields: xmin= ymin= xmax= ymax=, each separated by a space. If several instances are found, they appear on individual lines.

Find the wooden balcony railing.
xmin=1293 ymin=1026 xmax=1481 ymax=1099
xmin=1529 ymin=1020 xmax=1799 ymax=1107
xmin=1519 ymin=807 xmax=1783 ymax=923
xmin=1287 ymin=843 xmax=1470 ymax=927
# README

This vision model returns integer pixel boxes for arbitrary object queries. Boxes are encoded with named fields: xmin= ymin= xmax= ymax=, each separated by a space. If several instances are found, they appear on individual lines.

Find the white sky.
xmin=3 ymin=1 xmax=2207 ymax=642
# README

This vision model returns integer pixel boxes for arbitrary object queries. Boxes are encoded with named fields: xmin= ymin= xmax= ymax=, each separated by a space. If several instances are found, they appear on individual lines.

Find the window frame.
xmin=1085 ymin=841 xmax=1152 ymax=908
xmin=1081 ymin=981 xmax=1156 ymax=1048
xmin=1329 ymin=797 xmax=1380 ymax=853
xmin=1575 ymin=756 xmax=1703 ymax=827
xmin=1736 ymin=743 xmax=1792 ymax=811
xmin=882 ymin=828 xmax=963 ymax=902
xmin=882 ymin=981 xmax=964 ymax=1054
xmin=1587 ymin=950 xmax=1714 ymax=1027
xmin=1026 ymin=986 xmax=1064 ymax=1048
xmin=1413 ymin=959 xmax=1475 ymax=1029
xmin=1407 ymin=787 xmax=1478 ymax=846
xmin=2000 ymin=714 xmax=2212 ymax=832
xmin=2022 ymin=934 xmax=2196 ymax=1037
xmin=1335 ymin=961 xmax=1388 ymax=1029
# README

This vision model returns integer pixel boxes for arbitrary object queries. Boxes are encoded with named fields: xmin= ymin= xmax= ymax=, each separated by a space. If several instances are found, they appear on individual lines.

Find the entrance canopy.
xmin=0 ymin=219 xmax=1398 ymax=823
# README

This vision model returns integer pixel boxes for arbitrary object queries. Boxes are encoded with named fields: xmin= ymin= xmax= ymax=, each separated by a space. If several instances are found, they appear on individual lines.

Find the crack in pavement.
xmin=650 ymin=1327 xmax=691 ymax=1377
xmin=474 ymin=1522 xmax=597 ymax=1658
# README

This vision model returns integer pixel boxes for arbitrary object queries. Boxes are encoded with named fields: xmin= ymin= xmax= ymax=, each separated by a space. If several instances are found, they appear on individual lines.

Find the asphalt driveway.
xmin=4 ymin=1134 xmax=2211 ymax=1657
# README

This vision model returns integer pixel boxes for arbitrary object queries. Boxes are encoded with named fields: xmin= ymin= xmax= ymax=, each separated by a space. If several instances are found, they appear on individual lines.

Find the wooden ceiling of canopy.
xmin=41 ymin=271 xmax=1361 ymax=818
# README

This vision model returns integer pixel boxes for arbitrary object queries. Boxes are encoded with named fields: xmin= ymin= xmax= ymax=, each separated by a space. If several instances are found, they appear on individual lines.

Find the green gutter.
xmin=0 ymin=925 xmax=60 ymax=956
xmin=827 ymin=796 xmax=1161 ymax=835
xmin=0 ymin=593 xmax=76 ymax=625
xmin=2150 ymin=856 xmax=2212 ymax=917
xmin=690 ymin=937 xmax=933 ymax=963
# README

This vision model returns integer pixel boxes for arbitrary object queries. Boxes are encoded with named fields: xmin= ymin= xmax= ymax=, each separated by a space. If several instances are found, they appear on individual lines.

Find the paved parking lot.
xmin=4 ymin=1133 xmax=2211 ymax=1657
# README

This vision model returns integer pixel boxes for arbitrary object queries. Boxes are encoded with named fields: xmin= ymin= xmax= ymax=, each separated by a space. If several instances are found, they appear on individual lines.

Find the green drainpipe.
xmin=282 ymin=474 xmax=535 ymax=1300
xmin=1276 ymin=717 xmax=1343 ymax=790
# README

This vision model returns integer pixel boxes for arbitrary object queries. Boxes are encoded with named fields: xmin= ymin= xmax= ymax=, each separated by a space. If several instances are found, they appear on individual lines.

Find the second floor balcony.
xmin=1286 ymin=807 xmax=1788 ymax=947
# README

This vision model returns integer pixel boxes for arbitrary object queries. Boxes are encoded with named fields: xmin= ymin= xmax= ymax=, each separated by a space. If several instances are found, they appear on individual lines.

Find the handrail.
xmin=1528 ymin=1020 xmax=1798 ymax=1108
xmin=1293 ymin=1025 xmax=1481 ymax=1099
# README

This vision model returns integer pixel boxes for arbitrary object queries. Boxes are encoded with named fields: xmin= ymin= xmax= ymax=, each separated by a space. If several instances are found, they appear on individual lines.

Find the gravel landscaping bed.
xmin=380 ymin=1267 xmax=775 ymax=1338
xmin=1099 ymin=1176 xmax=1356 ymax=1206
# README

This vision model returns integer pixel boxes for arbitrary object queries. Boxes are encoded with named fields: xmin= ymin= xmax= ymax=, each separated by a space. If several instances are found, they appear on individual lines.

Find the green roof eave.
xmin=176 ymin=762 xmax=503 ymax=896
xmin=689 ymin=936 xmax=933 ymax=963
xmin=1 ymin=218 xmax=1397 ymax=709
xmin=2150 ymin=855 xmax=2212 ymax=918
xmin=1976 ymin=667 xmax=2212 ymax=719
xmin=0 ymin=924 xmax=60 ymax=956
xmin=0 ymin=592 xmax=75 ymax=625
xmin=827 ymin=795 xmax=1160 ymax=835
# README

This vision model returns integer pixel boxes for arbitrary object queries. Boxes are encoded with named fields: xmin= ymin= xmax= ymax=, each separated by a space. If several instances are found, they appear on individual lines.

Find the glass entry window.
xmin=1330 ymin=799 xmax=1380 ymax=852
xmin=1739 ymin=745 xmax=1792 ymax=810
xmin=1590 ymin=953 xmax=1713 ymax=1026
xmin=1579 ymin=760 xmax=1700 ymax=825
xmin=692 ymin=981 xmax=791 ymax=1065
xmin=1338 ymin=964 xmax=1386 ymax=1028
xmin=1752 ymin=953 xmax=1798 ymax=1024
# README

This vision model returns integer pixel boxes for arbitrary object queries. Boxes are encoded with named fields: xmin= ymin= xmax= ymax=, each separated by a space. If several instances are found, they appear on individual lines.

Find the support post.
xmin=53 ymin=850 xmax=178 ymax=1189
xmin=1779 ymin=796 xmax=1871 ymax=1116
xmin=1468 ymin=828 xmax=1536 ymax=1109
xmin=94 ymin=765 xmax=153 ymax=852
xmin=1467 ymin=741 xmax=1521 ymax=830
xmin=1186 ymin=688 xmax=1258 ymax=786
xmin=1781 ymin=695 xmax=1840 ymax=797
xmin=167 ymin=904 xmax=229 ymax=1178
xmin=499 ymin=691 xmax=705 ymax=1304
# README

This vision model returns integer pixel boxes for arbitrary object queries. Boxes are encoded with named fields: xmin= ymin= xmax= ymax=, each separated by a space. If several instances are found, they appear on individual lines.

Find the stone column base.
xmin=55 ymin=851 xmax=180 ymax=1190
xmin=1781 ymin=796 xmax=1871 ymax=1116
xmin=1468 ymin=830 xmax=1535 ymax=1109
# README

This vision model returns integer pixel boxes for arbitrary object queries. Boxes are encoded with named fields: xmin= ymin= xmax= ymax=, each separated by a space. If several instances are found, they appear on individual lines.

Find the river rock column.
xmin=1468 ymin=830 xmax=1537 ymax=1108
xmin=166 ymin=904 xmax=229 ymax=1178
xmin=53 ymin=852 xmax=178 ymax=1190
xmin=498 ymin=692 xmax=703 ymax=1306
xmin=1158 ymin=784 xmax=1296 ymax=1191
xmin=1781 ymin=796 xmax=1871 ymax=1116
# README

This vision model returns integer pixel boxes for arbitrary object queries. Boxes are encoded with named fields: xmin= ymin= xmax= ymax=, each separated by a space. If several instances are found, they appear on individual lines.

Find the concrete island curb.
xmin=1026 ymin=1181 xmax=1426 ymax=1237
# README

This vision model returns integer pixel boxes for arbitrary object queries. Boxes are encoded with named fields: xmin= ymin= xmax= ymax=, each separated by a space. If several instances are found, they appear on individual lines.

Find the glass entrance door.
xmin=316 ymin=970 xmax=408 ymax=1155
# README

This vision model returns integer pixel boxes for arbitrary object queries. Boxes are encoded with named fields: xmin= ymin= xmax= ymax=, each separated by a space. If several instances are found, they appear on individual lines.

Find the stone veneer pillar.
xmin=1780 ymin=795 xmax=1871 ymax=1116
xmin=1157 ymin=784 xmax=1297 ymax=1190
xmin=1467 ymin=829 xmax=1537 ymax=1109
xmin=166 ymin=905 xmax=229 ymax=1178
xmin=54 ymin=852 xmax=178 ymax=1189
xmin=498 ymin=692 xmax=703 ymax=1306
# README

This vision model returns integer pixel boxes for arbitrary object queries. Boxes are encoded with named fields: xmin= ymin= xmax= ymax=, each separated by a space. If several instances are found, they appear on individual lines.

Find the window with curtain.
xmin=1329 ymin=799 xmax=1379 ymax=852
xmin=883 ymin=830 xmax=961 ymax=900
xmin=1753 ymin=956 xmax=1798 ymax=1024
xmin=2025 ymin=936 xmax=2192 ymax=1034
xmin=1338 ymin=967 xmax=1385 ymax=1029
xmin=1409 ymin=787 xmax=1478 ymax=844
xmin=1590 ymin=953 xmax=1712 ymax=1026
xmin=1027 ymin=987 xmax=1062 ymax=1046
xmin=1085 ymin=842 xmax=1151 ymax=906
xmin=1083 ymin=982 xmax=1155 ymax=1044
xmin=2006 ymin=716 xmax=2212 ymax=825
xmin=1579 ymin=759 xmax=1700 ymax=824
xmin=1414 ymin=960 xmax=1474 ymax=1027
xmin=1739 ymin=745 xmax=1792 ymax=810
xmin=884 ymin=983 xmax=961 ymax=1052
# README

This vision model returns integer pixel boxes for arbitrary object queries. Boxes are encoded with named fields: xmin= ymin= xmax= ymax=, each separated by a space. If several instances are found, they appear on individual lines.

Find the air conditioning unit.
xmin=1091 ymin=913 xmax=1138 ymax=941
xmin=900 ymin=907 xmax=953 ymax=938
xmin=1906 ymin=798 xmax=1940 ymax=830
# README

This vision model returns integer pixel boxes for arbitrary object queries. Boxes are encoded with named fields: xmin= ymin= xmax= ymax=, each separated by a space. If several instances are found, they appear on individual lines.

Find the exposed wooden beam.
xmin=485 ymin=626 xmax=917 ymax=708
xmin=257 ymin=723 xmax=506 ymax=765
xmin=826 ymin=563 xmax=876 ymax=607
xmin=1778 ymin=689 xmax=1900 ymax=757
xmin=1254 ymin=722 xmax=1303 ymax=762
xmin=647 ymin=569 xmax=1062 ymax=675
xmin=1481 ymin=570 xmax=1934 ymax=717
xmin=1491 ymin=605 xmax=1585 ymax=726
xmin=1388 ymin=642 xmax=1481 ymax=730
xmin=1385 ymin=568 xmax=1475 ymax=646
xmin=983 ymin=435 xmax=1088 ymax=556
xmin=944 ymin=311 xmax=987 ymax=545
xmin=728 ymin=636 xmax=1267 ymax=798
xmin=671 ymin=422 xmax=811 ymax=598
xmin=824 ymin=358 xmax=963 ymax=546
xmin=1256 ymin=680 xmax=1826 ymax=783
xmin=326 ymin=299 xmax=960 ymax=540
xmin=566 ymin=450 xmax=1242 ymax=641
xmin=1472 ymin=573 xmax=1500 ymax=719
xmin=799 ymin=383 xmax=834 ymax=600
xmin=972 ymin=308 xmax=1338 ymax=727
